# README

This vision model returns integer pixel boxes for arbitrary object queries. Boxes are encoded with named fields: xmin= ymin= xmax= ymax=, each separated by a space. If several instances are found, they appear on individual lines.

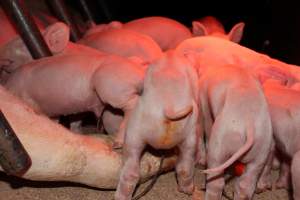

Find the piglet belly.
xmin=28 ymin=78 xmax=100 ymax=117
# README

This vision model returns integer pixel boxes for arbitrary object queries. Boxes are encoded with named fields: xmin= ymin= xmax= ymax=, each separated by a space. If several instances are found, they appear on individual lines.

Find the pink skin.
xmin=256 ymin=139 xmax=291 ymax=192
xmin=122 ymin=17 xmax=192 ymax=50
xmin=102 ymin=109 xmax=123 ymax=136
xmin=262 ymin=83 xmax=300 ymax=199
xmin=192 ymin=16 xmax=245 ymax=43
xmin=0 ymin=83 xmax=177 ymax=188
xmin=79 ymin=24 xmax=165 ymax=136
xmin=253 ymin=81 xmax=291 ymax=193
xmin=115 ymin=51 xmax=203 ymax=200
xmin=84 ymin=21 xmax=123 ymax=36
xmin=88 ymin=17 xmax=192 ymax=51
xmin=176 ymin=36 xmax=300 ymax=85
xmin=4 ymin=53 xmax=145 ymax=148
xmin=78 ymin=28 xmax=163 ymax=64
xmin=199 ymin=65 xmax=272 ymax=200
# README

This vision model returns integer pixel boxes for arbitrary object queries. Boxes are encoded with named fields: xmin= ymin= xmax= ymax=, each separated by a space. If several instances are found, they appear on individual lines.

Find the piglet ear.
xmin=43 ymin=22 xmax=70 ymax=54
xmin=108 ymin=21 xmax=123 ymax=29
xmin=192 ymin=21 xmax=208 ymax=36
xmin=228 ymin=22 xmax=245 ymax=43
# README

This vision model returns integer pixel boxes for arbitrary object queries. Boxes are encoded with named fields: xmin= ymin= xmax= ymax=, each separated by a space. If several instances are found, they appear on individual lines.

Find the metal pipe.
xmin=0 ymin=110 xmax=31 ymax=176
xmin=78 ymin=0 xmax=94 ymax=23
xmin=0 ymin=0 xmax=52 ymax=59
xmin=47 ymin=0 xmax=82 ymax=42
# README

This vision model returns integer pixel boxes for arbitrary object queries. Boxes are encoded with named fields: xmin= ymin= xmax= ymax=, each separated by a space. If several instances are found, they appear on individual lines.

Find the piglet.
xmin=86 ymin=17 xmax=192 ymax=51
xmin=122 ymin=17 xmax=192 ymax=50
xmin=263 ymin=83 xmax=300 ymax=199
xmin=199 ymin=65 xmax=272 ymax=200
xmin=176 ymin=36 xmax=299 ymax=85
xmin=192 ymin=16 xmax=245 ymax=43
xmin=115 ymin=50 xmax=202 ymax=199
xmin=5 ymin=53 xmax=145 ymax=148
xmin=78 ymin=28 xmax=163 ymax=64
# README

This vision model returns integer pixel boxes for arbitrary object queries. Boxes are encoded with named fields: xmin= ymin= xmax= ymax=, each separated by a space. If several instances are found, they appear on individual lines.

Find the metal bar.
xmin=0 ymin=110 xmax=31 ymax=176
xmin=78 ymin=0 xmax=94 ymax=23
xmin=97 ymin=0 xmax=112 ymax=21
xmin=47 ymin=0 xmax=82 ymax=42
xmin=0 ymin=0 xmax=52 ymax=59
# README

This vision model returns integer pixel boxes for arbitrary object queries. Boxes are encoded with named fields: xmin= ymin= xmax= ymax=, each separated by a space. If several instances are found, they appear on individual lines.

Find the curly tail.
xmin=202 ymin=123 xmax=254 ymax=174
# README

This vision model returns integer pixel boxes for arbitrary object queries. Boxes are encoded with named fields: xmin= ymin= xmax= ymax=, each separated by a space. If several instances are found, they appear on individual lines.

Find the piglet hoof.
xmin=274 ymin=179 xmax=291 ymax=190
xmin=112 ymin=141 xmax=124 ymax=149
xmin=256 ymin=180 xmax=272 ymax=193
xmin=178 ymin=183 xmax=195 ymax=195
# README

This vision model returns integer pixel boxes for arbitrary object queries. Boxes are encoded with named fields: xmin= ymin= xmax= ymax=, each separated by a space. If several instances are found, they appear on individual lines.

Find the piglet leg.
xmin=204 ymin=121 xmax=230 ymax=200
xmin=113 ymin=96 xmax=138 ymax=149
xmin=205 ymin=149 xmax=225 ymax=200
xmin=196 ymin=123 xmax=206 ymax=167
xmin=176 ymin=128 xmax=197 ymax=194
xmin=291 ymin=151 xmax=300 ymax=200
xmin=256 ymin=143 xmax=275 ymax=193
xmin=115 ymin=138 xmax=145 ymax=200
xmin=115 ymin=119 xmax=145 ymax=200
xmin=234 ymin=159 xmax=267 ymax=200
xmin=275 ymin=160 xmax=291 ymax=190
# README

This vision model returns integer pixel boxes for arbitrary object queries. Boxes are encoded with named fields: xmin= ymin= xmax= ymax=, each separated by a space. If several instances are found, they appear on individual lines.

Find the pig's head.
xmin=0 ymin=22 xmax=70 ymax=83
xmin=84 ymin=21 xmax=123 ymax=37
xmin=192 ymin=20 xmax=245 ymax=43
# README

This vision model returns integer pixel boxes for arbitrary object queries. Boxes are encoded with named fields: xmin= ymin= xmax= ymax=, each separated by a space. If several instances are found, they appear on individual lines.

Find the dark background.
xmin=66 ymin=0 xmax=300 ymax=65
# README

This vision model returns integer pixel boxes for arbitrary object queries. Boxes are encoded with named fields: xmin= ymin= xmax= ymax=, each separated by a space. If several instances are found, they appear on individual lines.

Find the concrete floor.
xmin=0 ymin=168 xmax=291 ymax=200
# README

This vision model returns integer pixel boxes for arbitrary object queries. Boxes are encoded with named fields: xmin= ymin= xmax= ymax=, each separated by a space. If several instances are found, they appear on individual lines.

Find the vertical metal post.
xmin=47 ymin=0 xmax=82 ymax=42
xmin=0 ymin=0 xmax=52 ymax=59
xmin=78 ymin=0 xmax=95 ymax=23
xmin=0 ymin=110 xmax=31 ymax=176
